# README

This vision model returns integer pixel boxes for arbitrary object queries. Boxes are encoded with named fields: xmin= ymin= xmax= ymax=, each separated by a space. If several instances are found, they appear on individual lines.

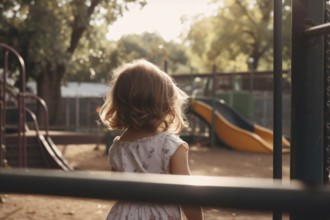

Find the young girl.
xmin=99 ymin=59 xmax=203 ymax=220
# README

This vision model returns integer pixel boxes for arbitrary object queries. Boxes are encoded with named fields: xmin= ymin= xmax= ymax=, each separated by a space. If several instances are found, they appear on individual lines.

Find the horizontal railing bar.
xmin=304 ymin=22 xmax=330 ymax=38
xmin=1 ymin=169 xmax=330 ymax=214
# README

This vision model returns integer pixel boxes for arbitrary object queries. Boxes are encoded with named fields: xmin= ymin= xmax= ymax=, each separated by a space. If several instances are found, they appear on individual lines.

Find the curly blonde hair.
xmin=99 ymin=59 xmax=189 ymax=133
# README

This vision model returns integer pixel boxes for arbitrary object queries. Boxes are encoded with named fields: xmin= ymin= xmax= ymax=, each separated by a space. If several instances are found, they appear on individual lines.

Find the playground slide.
xmin=43 ymin=135 xmax=73 ymax=170
xmin=190 ymin=98 xmax=290 ymax=153
xmin=5 ymin=133 xmax=72 ymax=170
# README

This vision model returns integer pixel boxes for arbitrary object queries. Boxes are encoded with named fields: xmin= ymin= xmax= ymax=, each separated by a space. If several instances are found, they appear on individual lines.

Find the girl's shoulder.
xmin=161 ymin=132 xmax=188 ymax=150
xmin=148 ymin=132 xmax=185 ymax=145
xmin=114 ymin=132 xmax=164 ymax=144
xmin=164 ymin=132 xmax=185 ymax=142
xmin=111 ymin=132 xmax=187 ymax=150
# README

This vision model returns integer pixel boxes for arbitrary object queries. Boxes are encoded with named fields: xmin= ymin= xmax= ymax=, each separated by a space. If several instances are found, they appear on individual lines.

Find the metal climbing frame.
xmin=0 ymin=43 xmax=27 ymax=168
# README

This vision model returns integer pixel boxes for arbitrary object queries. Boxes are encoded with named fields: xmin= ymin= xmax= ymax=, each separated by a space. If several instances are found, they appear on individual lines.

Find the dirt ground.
xmin=0 ymin=143 xmax=290 ymax=220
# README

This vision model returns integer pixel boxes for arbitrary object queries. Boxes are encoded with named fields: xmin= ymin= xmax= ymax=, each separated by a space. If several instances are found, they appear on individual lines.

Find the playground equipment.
xmin=189 ymin=98 xmax=290 ymax=153
xmin=0 ymin=43 xmax=104 ymax=170
xmin=1 ymin=0 xmax=330 ymax=219
xmin=0 ymin=43 xmax=73 ymax=170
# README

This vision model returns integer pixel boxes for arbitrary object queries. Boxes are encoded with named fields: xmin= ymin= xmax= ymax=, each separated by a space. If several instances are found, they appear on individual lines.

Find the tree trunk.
xmin=36 ymin=63 xmax=65 ymax=127
xmin=34 ymin=1 xmax=102 ymax=128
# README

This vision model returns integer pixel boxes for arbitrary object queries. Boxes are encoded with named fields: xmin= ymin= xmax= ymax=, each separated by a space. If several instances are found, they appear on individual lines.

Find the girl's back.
xmin=100 ymin=59 xmax=203 ymax=220
xmin=107 ymin=132 xmax=186 ymax=220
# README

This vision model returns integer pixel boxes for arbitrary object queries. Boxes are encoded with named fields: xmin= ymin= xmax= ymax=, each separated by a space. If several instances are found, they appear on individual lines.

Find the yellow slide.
xmin=190 ymin=98 xmax=290 ymax=153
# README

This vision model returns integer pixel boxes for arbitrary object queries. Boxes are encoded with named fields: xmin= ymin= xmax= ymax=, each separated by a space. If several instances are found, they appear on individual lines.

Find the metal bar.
xmin=304 ymin=22 xmax=330 ymax=38
xmin=291 ymin=0 xmax=325 ymax=184
xmin=291 ymin=0 xmax=325 ymax=219
xmin=24 ymin=107 xmax=41 ymax=135
xmin=24 ymin=94 xmax=50 ymax=137
xmin=2 ymin=169 xmax=330 ymax=215
xmin=172 ymin=70 xmax=291 ymax=80
xmin=210 ymin=64 xmax=217 ymax=147
xmin=0 ymin=43 xmax=27 ymax=167
xmin=0 ymin=99 xmax=3 ymax=168
xmin=23 ymin=107 xmax=50 ymax=166
xmin=324 ymin=8 xmax=330 ymax=184
xmin=19 ymin=49 xmax=26 ymax=168
xmin=18 ymin=94 xmax=26 ymax=167
xmin=0 ymin=49 xmax=8 ymax=168
xmin=273 ymin=0 xmax=283 ymax=219
xmin=273 ymin=0 xmax=283 ymax=181
xmin=75 ymin=96 xmax=79 ymax=131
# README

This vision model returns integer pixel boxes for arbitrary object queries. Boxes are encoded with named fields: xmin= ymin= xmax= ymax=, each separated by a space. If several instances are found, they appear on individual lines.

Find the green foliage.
xmin=26 ymin=2 xmax=70 ymax=74
xmin=0 ymin=0 xmax=146 ymax=124
xmin=0 ymin=0 xmax=146 ymax=80
xmin=185 ymin=0 xmax=292 ymax=72
xmin=64 ymin=31 xmax=190 ymax=82
xmin=110 ymin=32 xmax=190 ymax=74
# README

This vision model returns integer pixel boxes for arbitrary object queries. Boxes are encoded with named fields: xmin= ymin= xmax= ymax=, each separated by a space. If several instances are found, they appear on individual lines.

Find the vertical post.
xmin=87 ymin=100 xmax=91 ymax=132
xmin=324 ymin=8 xmax=330 ymax=184
xmin=158 ymin=44 xmax=168 ymax=73
xmin=273 ymin=0 xmax=283 ymax=219
xmin=273 ymin=0 xmax=283 ymax=183
xmin=66 ymin=98 xmax=70 ymax=130
xmin=0 ymin=49 xmax=8 ymax=168
xmin=211 ymin=64 xmax=217 ymax=147
xmin=248 ymin=57 xmax=255 ymax=94
xmin=248 ymin=57 xmax=255 ymax=122
xmin=75 ymin=96 xmax=80 ymax=131
xmin=163 ymin=59 xmax=168 ymax=73
xmin=291 ymin=0 xmax=325 ymax=219
xmin=0 ymin=99 xmax=3 ymax=168
xmin=0 ymin=44 xmax=27 ymax=167
xmin=19 ymin=53 xmax=26 ymax=168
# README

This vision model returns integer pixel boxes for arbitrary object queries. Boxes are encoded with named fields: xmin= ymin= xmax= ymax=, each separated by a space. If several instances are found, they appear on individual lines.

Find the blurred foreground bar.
xmin=1 ymin=169 xmax=330 ymax=214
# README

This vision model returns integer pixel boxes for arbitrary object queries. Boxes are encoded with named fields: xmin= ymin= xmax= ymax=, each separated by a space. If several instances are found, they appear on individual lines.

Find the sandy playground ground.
xmin=0 ymin=143 xmax=291 ymax=220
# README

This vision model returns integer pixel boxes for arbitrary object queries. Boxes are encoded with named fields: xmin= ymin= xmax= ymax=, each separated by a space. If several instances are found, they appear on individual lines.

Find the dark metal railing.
xmin=273 ymin=0 xmax=283 ymax=181
xmin=305 ymin=22 xmax=330 ymax=38
xmin=24 ymin=94 xmax=50 ymax=137
xmin=1 ymin=169 xmax=330 ymax=216
xmin=273 ymin=1 xmax=283 ymax=218
xmin=292 ymin=0 xmax=325 ymax=182
xmin=0 ymin=43 xmax=27 ymax=168
xmin=324 ymin=8 xmax=330 ymax=185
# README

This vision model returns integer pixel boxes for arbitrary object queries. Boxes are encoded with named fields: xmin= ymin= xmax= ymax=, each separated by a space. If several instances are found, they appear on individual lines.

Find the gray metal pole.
xmin=273 ymin=0 xmax=283 ymax=219
xmin=211 ymin=64 xmax=217 ymax=147
xmin=291 ymin=0 xmax=325 ymax=219
xmin=3 ymin=169 xmax=330 ymax=215
xmin=75 ymin=96 xmax=80 ymax=131
xmin=273 ymin=0 xmax=283 ymax=181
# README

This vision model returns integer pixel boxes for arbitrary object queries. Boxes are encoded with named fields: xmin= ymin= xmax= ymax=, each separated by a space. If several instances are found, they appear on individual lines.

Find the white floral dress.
xmin=106 ymin=132 xmax=187 ymax=220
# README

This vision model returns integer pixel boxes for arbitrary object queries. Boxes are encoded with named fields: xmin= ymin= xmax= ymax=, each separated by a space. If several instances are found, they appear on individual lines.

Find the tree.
xmin=112 ymin=32 xmax=190 ymax=74
xmin=64 ymin=35 xmax=119 ymax=83
xmin=185 ymin=0 xmax=292 ymax=72
xmin=184 ymin=16 xmax=218 ymax=72
xmin=0 ymin=0 xmax=146 ymax=125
